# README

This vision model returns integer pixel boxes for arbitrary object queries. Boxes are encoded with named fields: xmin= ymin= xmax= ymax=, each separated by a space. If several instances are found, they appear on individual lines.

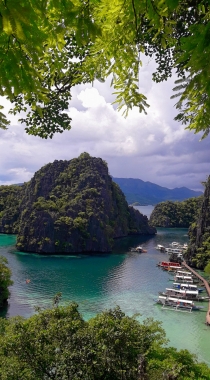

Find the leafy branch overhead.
xmin=0 ymin=0 xmax=210 ymax=138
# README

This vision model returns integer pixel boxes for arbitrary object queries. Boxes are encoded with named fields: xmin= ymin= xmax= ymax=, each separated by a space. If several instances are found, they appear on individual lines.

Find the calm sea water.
xmin=0 ymin=229 xmax=210 ymax=366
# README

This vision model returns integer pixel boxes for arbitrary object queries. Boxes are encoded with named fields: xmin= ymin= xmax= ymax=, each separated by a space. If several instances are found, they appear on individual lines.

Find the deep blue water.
xmin=0 ymin=229 xmax=210 ymax=366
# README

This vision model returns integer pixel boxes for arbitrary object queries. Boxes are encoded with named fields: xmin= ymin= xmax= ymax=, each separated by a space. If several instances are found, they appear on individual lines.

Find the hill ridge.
xmin=112 ymin=177 xmax=203 ymax=205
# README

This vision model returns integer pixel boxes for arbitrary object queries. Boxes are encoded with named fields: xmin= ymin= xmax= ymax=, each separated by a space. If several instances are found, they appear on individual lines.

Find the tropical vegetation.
xmin=149 ymin=197 xmax=202 ymax=228
xmin=0 ymin=185 xmax=24 ymax=234
xmin=0 ymin=154 xmax=155 ymax=253
xmin=0 ymin=302 xmax=209 ymax=379
xmin=186 ymin=176 xmax=210 ymax=270
xmin=0 ymin=256 xmax=13 ymax=307
xmin=0 ymin=0 xmax=210 ymax=138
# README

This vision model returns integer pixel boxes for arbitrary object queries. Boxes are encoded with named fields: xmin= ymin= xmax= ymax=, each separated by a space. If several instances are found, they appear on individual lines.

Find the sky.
xmin=0 ymin=56 xmax=209 ymax=191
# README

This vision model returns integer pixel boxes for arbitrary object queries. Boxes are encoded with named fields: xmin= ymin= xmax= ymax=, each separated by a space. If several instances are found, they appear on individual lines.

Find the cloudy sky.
xmin=0 ymin=56 xmax=209 ymax=191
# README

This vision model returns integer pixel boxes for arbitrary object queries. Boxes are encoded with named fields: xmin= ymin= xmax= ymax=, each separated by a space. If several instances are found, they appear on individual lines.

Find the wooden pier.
xmin=183 ymin=261 xmax=210 ymax=326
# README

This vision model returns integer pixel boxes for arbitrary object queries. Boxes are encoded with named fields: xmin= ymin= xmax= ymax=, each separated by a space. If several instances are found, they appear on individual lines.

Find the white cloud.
xmin=0 ymin=57 xmax=209 ymax=192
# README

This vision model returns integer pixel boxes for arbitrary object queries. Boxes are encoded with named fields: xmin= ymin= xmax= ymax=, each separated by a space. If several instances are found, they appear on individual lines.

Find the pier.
xmin=183 ymin=261 xmax=210 ymax=326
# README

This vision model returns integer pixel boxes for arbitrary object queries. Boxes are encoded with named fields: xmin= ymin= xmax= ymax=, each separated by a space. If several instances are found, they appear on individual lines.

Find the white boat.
xmin=159 ymin=287 xmax=199 ymax=300
xmin=173 ymin=283 xmax=205 ymax=293
xmin=171 ymin=242 xmax=180 ymax=247
xmin=155 ymin=295 xmax=203 ymax=311
xmin=176 ymin=270 xmax=192 ymax=276
xmin=130 ymin=246 xmax=147 ymax=253
xmin=173 ymin=275 xmax=194 ymax=283
xmin=165 ymin=247 xmax=183 ymax=255
xmin=156 ymin=244 xmax=165 ymax=251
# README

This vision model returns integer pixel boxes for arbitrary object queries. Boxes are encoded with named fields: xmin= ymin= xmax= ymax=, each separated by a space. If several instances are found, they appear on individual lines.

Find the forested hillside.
xmin=149 ymin=197 xmax=203 ymax=228
xmin=0 ymin=154 xmax=156 ymax=253
xmin=0 ymin=185 xmax=24 ymax=234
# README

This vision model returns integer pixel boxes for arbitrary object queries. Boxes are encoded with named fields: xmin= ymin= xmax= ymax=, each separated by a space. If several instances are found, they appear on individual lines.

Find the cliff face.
xmin=16 ymin=153 xmax=156 ymax=253
xmin=186 ymin=176 xmax=210 ymax=269
xmin=0 ymin=185 xmax=24 ymax=234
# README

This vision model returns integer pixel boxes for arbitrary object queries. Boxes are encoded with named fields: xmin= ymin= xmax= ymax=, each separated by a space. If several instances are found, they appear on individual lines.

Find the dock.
xmin=183 ymin=262 xmax=210 ymax=326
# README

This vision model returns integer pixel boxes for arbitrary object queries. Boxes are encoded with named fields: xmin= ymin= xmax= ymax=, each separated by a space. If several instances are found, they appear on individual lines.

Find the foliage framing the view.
xmin=0 ymin=0 xmax=210 ymax=137
xmin=0 ymin=256 xmax=13 ymax=306
xmin=0 ymin=302 xmax=210 ymax=379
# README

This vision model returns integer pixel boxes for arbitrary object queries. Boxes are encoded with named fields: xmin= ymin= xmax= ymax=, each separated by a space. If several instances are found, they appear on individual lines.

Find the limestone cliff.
xmin=185 ymin=176 xmax=210 ymax=269
xmin=0 ymin=185 xmax=24 ymax=234
xmin=15 ymin=153 xmax=156 ymax=253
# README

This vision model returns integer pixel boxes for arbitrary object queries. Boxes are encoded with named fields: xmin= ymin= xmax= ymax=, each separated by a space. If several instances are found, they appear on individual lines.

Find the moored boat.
xmin=173 ymin=275 xmax=194 ymax=283
xmin=130 ymin=246 xmax=147 ymax=253
xmin=159 ymin=287 xmax=200 ymax=300
xmin=157 ymin=261 xmax=182 ymax=269
xmin=155 ymin=295 xmax=204 ymax=311
xmin=156 ymin=244 xmax=166 ymax=252
xmin=173 ymin=282 xmax=205 ymax=293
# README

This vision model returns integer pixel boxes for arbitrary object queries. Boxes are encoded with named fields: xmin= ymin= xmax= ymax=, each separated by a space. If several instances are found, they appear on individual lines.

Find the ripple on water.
xmin=0 ymin=230 xmax=210 ymax=366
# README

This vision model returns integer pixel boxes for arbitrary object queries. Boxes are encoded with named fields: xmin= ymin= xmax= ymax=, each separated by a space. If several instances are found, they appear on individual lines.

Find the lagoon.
xmin=0 ymin=229 xmax=210 ymax=366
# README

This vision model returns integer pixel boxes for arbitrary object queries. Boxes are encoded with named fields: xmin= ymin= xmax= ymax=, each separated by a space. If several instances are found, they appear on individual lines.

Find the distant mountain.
xmin=112 ymin=177 xmax=203 ymax=205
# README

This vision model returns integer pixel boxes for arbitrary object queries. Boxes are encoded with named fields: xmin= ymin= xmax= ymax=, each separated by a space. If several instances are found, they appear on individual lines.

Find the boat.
xmin=173 ymin=282 xmax=205 ymax=293
xmin=175 ymin=270 xmax=192 ymax=276
xmin=157 ymin=261 xmax=182 ymax=269
xmin=159 ymin=287 xmax=201 ymax=300
xmin=171 ymin=242 xmax=180 ymax=247
xmin=156 ymin=244 xmax=166 ymax=252
xmin=174 ymin=274 xmax=200 ymax=284
xmin=165 ymin=247 xmax=183 ymax=255
xmin=155 ymin=295 xmax=204 ymax=311
xmin=173 ymin=275 xmax=194 ymax=283
xmin=130 ymin=246 xmax=147 ymax=253
xmin=162 ymin=264 xmax=183 ymax=271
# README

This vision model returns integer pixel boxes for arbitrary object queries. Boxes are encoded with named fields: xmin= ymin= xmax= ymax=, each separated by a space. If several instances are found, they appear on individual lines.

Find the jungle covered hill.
xmin=0 ymin=153 xmax=156 ymax=254
xmin=149 ymin=197 xmax=203 ymax=228
xmin=113 ymin=178 xmax=202 ymax=205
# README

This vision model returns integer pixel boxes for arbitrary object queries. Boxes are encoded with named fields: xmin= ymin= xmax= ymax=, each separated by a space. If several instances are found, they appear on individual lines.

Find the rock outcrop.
xmin=13 ymin=153 xmax=156 ymax=253
xmin=185 ymin=176 xmax=210 ymax=269
xmin=0 ymin=185 xmax=24 ymax=234
xmin=150 ymin=198 xmax=202 ymax=228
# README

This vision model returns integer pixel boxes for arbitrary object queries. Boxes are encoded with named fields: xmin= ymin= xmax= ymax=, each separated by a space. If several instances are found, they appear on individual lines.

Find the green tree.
xmin=204 ymin=261 xmax=210 ymax=274
xmin=0 ymin=303 xmax=210 ymax=379
xmin=0 ymin=256 xmax=13 ymax=306
xmin=0 ymin=0 xmax=210 ymax=138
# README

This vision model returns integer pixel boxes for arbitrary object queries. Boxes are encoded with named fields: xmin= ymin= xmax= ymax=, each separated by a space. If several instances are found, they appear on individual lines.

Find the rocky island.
xmin=149 ymin=197 xmax=202 ymax=228
xmin=0 ymin=153 xmax=156 ymax=253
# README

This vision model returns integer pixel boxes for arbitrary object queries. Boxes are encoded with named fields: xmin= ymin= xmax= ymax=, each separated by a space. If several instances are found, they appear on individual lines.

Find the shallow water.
xmin=0 ymin=230 xmax=209 ymax=366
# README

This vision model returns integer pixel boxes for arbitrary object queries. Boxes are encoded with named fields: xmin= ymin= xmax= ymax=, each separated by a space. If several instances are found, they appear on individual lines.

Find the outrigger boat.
xmin=173 ymin=282 xmax=205 ymax=293
xmin=173 ymin=275 xmax=194 ymax=283
xmin=157 ymin=261 xmax=182 ymax=269
xmin=155 ymin=295 xmax=204 ymax=312
xmin=130 ymin=246 xmax=147 ymax=253
xmin=156 ymin=244 xmax=166 ymax=252
xmin=175 ymin=270 xmax=192 ymax=276
xmin=173 ymin=274 xmax=200 ymax=284
xmin=158 ymin=287 xmax=209 ymax=301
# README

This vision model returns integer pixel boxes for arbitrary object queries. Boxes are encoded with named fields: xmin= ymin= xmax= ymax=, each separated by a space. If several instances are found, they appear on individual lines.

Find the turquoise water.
xmin=0 ymin=230 xmax=210 ymax=366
